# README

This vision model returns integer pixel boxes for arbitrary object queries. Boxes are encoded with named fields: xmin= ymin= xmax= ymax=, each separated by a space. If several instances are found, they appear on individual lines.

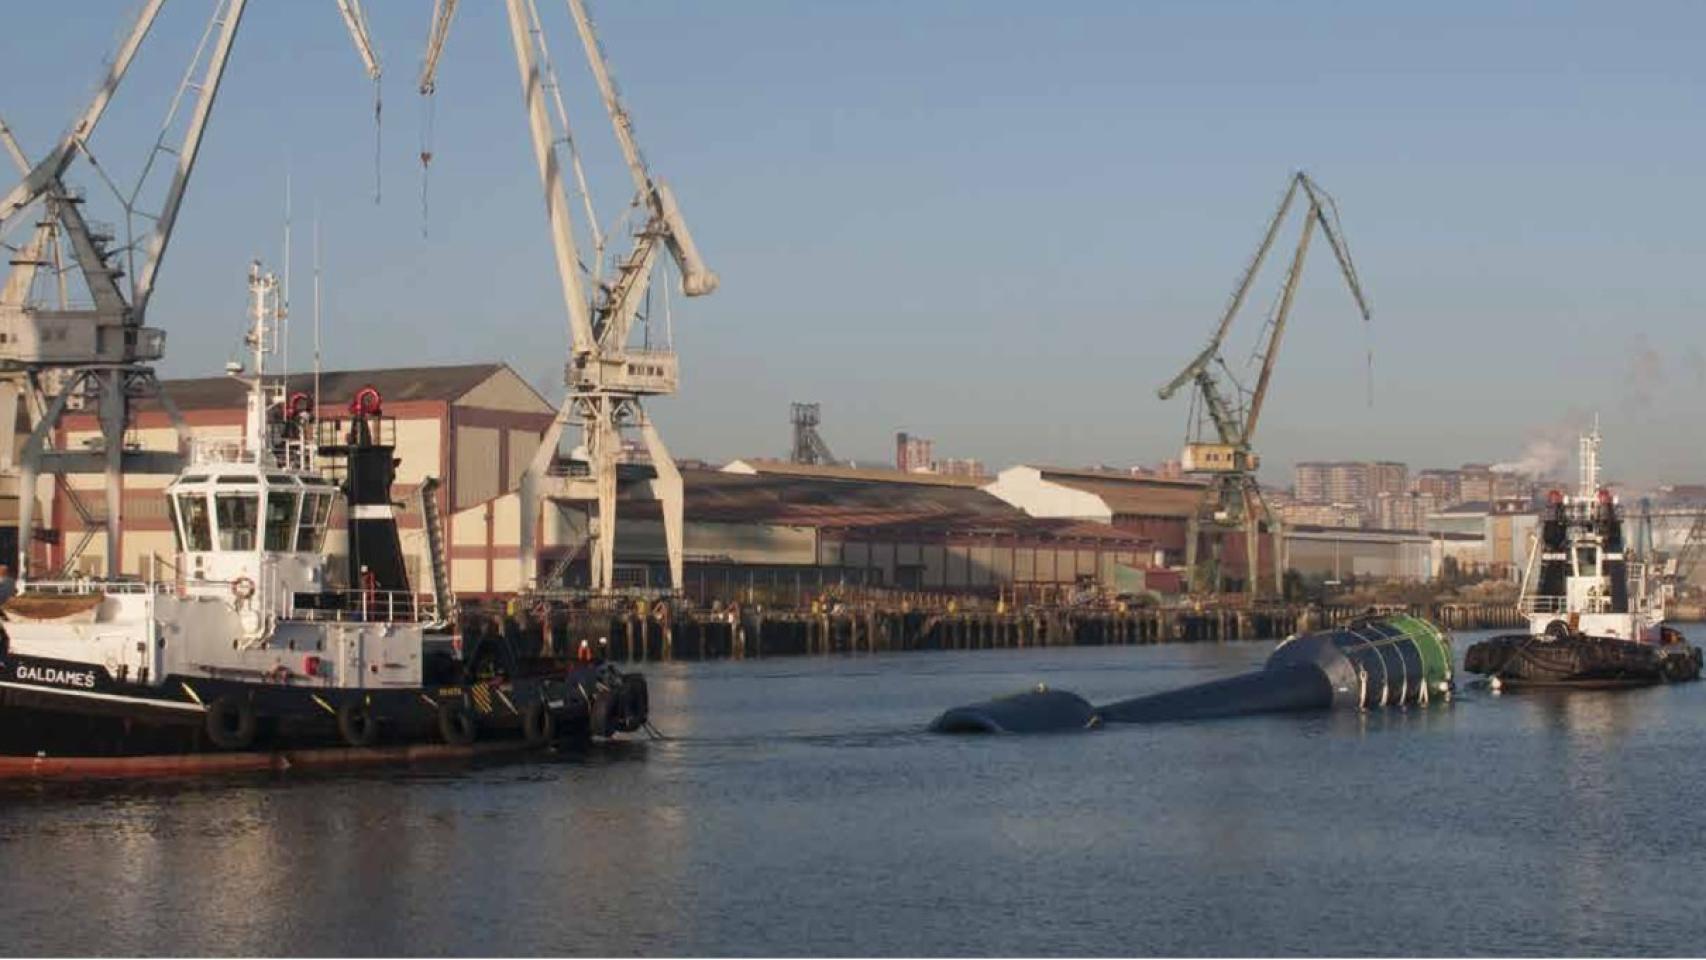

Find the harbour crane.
xmin=334 ymin=0 xmax=384 ymax=203
xmin=1156 ymin=171 xmax=1373 ymax=600
xmin=0 ymin=1 xmax=392 ymax=578
xmin=421 ymin=0 xmax=717 ymax=592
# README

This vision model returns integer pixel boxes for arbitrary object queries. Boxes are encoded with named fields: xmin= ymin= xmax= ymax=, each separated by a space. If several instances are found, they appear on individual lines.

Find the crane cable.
xmin=372 ymin=77 xmax=383 ymax=205
xmin=420 ymin=92 xmax=435 ymax=237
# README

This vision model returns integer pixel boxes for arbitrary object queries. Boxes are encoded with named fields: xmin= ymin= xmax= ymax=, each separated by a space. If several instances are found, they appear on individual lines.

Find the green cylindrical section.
xmin=1376 ymin=613 xmax=1453 ymax=690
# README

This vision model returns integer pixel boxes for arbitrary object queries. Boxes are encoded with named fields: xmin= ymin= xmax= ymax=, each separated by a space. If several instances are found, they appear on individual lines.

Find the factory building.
xmin=1284 ymin=526 xmax=1434 ymax=582
xmin=458 ymin=459 xmax=1166 ymax=601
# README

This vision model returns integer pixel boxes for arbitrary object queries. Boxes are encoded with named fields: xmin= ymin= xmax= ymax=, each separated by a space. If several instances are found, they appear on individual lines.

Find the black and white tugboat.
xmin=0 ymin=263 xmax=647 ymax=778
xmin=1464 ymin=423 xmax=1702 ymax=687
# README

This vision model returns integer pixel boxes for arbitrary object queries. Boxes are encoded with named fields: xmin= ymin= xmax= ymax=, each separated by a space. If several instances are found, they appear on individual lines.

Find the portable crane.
xmin=1156 ymin=171 xmax=1372 ymax=599
xmin=0 ymin=0 xmax=392 ymax=577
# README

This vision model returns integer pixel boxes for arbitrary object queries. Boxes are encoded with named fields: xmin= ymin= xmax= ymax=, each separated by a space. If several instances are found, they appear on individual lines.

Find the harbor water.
xmin=4 ymin=629 xmax=1706 ymax=956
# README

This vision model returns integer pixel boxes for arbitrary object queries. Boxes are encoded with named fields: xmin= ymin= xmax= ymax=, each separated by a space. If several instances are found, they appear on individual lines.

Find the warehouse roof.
xmin=723 ymin=458 xmax=987 ymax=488
xmin=145 ymin=363 xmax=514 ymax=411
xmin=623 ymin=467 xmax=1151 ymax=547
xmin=1030 ymin=466 xmax=1205 ymax=518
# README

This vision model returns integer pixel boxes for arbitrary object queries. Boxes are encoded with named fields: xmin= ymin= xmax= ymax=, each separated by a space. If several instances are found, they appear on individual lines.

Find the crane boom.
xmin=0 ymin=0 xmax=166 ymax=233
xmin=1297 ymin=176 xmax=1373 ymax=325
xmin=132 ymin=0 xmax=249 ymax=324
xmin=504 ymin=0 xmax=596 ymax=357
xmin=566 ymin=0 xmax=718 ymax=298
xmin=1157 ymin=176 xmax=1301 ymax=402
xmin=1240 ymin=208 xmax=1317 ymax=443
xmin=419 ymin=0 xmax=460 ymax=94
xmin=335 ymin=0 xmax=382 ymax=80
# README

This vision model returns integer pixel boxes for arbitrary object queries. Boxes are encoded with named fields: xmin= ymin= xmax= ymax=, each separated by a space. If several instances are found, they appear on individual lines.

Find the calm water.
xmin=5 ymin=629 xmax=1706 ymax=957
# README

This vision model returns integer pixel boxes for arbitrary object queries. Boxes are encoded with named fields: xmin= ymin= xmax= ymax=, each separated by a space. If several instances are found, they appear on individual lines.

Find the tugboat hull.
xmin=0 ymin=651 xmax=650 ymax=779
xmin=1463 ymin=634 xmax=1703 ymax=687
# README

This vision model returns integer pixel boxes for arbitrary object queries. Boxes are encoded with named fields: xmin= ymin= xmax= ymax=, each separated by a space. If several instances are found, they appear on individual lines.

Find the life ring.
xmin=230 ymin=576 xmax=256 ymax=601
xmin=521 ymin=700 xmax=556 ymax=745
xmin=204 ymin=695 xmax=257 ymax=750
xmin=436 ymin=700 xmax=477 ymax=746
xmin=337 ymin=699 xmax=380 ymax=747
xmin=349 ymin=385 xmax=382 ymax=417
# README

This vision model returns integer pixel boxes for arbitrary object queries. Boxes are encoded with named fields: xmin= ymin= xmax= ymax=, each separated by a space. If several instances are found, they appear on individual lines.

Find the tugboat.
xmin=1464 ymin=423 xmax=1702 ymax=687
xmin=0 ymin=263 xmax=648 ymax=778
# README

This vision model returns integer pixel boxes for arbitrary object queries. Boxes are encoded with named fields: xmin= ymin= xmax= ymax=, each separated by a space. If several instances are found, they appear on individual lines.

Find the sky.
xmin=2 ymin=1 xmax=1703 ymax=486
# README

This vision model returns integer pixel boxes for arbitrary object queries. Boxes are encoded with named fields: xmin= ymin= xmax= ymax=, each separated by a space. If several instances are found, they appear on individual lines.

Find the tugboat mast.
xmin=236 ymin=261 xmax=312 ymax=471
xmin=1577 ymin=415 xmax=1601 ymax=501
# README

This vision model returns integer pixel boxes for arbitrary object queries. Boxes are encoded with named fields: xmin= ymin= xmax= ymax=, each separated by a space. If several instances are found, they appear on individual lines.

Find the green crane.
xmin=1157 ymin=172 xmax=1373 ymax=600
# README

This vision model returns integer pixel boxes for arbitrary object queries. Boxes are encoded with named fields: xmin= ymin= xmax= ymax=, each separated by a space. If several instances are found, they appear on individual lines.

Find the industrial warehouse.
xmin=2 ymin=360 xmax=1539 ymax=605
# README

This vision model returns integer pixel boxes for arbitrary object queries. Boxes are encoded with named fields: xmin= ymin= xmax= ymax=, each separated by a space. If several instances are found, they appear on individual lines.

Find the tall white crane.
xmin=422 ymin=0 xmax=718 ymax=592
xmin=0 ymin=1 xmax=397 ymax=578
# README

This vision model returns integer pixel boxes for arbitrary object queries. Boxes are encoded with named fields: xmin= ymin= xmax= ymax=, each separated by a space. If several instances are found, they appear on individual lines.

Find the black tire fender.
xmin=619 ymin=675 xmax=649 ymax=732
xmin=437 ymin=700 xmax=478 ymax=746
xmin=204 ymin=695 xmax=257 ymax=751
xmin=521 ymin=700 xmax=556 ymax=745
xmin=589 ymin=686 xmax=615 ymax=739
xmin=336 ymin=699 xmax=380 ymax=748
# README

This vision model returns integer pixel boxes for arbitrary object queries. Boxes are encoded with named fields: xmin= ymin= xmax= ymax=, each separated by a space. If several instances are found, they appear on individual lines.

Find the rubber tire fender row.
xmin=437 ymin=700 xmax=478 ymax=746
xmin=337 ymin=698 xmax=381 ymax=748
xmin=204 ymin=694 xmax=258 ymax=751
xmin=521 ymin=700 xmax=556 ymax=745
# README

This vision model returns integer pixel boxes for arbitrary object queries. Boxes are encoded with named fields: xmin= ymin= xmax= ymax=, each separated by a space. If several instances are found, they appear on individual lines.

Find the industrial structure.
xmin=789 ymin=403 xmax=837 ymax=466
xmin=1157 ymin=171 xmax=1373 ymax=600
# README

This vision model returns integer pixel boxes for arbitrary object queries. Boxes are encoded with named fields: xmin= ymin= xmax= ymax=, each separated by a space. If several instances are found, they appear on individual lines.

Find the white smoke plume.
xmin=1492 ymin=436 xmax=1569 ymax=478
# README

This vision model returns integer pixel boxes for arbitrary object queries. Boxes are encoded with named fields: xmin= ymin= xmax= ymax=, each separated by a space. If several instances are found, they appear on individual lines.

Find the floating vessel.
xmin=933 ymin=613 xmax=1453 ymax=733
xmin=0 ymin=264 xmax=648 ymax=779
xmin=1463 ymin=424 xmax=1702 ymax=687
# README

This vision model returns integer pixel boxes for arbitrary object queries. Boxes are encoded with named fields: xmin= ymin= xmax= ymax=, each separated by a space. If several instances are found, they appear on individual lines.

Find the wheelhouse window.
xmin=167 ymin=495 xmax=186 ymax=552
xmin=178 ymin=494 xmax=213 ymax=551
xmin=297 ymin=491 xmax=334 ymax=554
xmin=265 ymin=492 xmax=301 ymax=551
xmin=215 ymin=493 xmax=259 ymax=551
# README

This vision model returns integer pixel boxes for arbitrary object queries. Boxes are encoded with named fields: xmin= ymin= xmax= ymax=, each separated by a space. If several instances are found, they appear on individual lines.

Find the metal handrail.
xmin=286 ymin=588 xmax=438 ymax=624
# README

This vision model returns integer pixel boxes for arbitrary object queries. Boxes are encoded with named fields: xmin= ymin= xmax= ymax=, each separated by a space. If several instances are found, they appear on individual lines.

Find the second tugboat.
xmin=1464 ymin=423 xmax=1702 ymax=687
xmin=0 ymin=264 xmax=648 ymax=778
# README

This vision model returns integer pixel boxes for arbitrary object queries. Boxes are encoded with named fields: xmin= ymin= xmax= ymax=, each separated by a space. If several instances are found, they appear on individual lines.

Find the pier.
xmin=472 ymin=598 xmax=1524 ymax=663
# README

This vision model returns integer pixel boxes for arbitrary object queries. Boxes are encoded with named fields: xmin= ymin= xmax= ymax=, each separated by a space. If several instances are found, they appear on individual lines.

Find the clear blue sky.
xmin=4 ymin=1 xmax=1703 ymax=485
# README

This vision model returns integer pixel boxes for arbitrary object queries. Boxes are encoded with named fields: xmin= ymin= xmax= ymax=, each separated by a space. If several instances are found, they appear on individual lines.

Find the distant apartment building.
xmin=1294 ymin=461 xmax=1370 ymax=505
xmin=893 ymin=433 xmax=985 ymax=478
xmin=1279 ymin=501 xmax=1365 ymax=529
xmin=1367 ymin=461 xmax=1408 ymax=500
xmin=1374 ymin=490 xmax=1440 ymax=532
xmin=895 ymin=432 xmax=935 ymax=473
xmin=1458 ymin=464 xmax=1495 ymax=504
xmin=1412 ymin=469 xmax=1462 ymax=505
xmin=936 ymin=457 xmax=988 ymax=479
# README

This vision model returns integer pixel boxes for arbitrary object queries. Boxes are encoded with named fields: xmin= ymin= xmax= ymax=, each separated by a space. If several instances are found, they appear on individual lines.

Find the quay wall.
xmin=476 ymin=601 xmax=1523 ymax=663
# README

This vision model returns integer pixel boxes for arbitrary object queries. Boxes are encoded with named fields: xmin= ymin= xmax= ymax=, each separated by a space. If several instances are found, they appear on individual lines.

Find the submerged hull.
xmin=1463 ymin=633 xmax=1703 ymax=687
xmin=933 ymin=614 xmax=1454 ymax=734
